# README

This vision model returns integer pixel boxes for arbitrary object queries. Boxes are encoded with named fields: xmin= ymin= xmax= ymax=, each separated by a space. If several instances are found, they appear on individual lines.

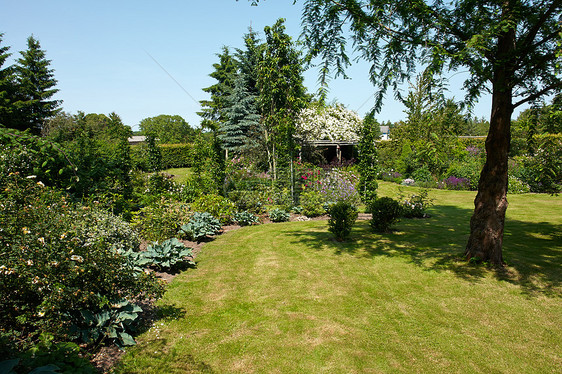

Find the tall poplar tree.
xmin=257 ymin=18 xmax=308 ymax=180
xmin=13 ymin=36 xmax=61 ymax=133
xmin=248 ymin=0 xmax=561 ymax=266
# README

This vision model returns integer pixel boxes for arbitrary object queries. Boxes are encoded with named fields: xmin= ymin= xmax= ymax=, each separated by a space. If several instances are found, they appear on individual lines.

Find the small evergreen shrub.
xmin=369 ymin=197 xmax=402 ymax=232
xmin=179 ymin=212 xmax=222 ymax=241
xmin=233 ymin=211 xmax=259 ymax=226
xmin=327 ymin=201 xmax=358 ymax=241
xmin=268 ymin=208 xmax=290 ymax=222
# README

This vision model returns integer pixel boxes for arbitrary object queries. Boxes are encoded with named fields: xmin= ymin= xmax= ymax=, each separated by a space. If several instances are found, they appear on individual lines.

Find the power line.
xmin=143 ymin=49 xmax=200 ymax=106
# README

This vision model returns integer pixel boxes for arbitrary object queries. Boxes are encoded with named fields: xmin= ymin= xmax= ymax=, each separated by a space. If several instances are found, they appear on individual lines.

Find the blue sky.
xmin=2 ymin=0 xmax=498 ymax=130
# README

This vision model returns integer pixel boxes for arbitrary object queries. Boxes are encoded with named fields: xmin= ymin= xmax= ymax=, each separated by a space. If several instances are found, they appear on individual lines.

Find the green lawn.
xmin=117 ymin=183 xmax=562 ymax=373
xmin=163 ymin=167 xmax=193 ymax=184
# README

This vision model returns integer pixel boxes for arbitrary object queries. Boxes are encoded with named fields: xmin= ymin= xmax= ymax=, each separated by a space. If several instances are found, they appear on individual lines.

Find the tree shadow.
xmin=286 ymin=205 xmax=561 ymax=298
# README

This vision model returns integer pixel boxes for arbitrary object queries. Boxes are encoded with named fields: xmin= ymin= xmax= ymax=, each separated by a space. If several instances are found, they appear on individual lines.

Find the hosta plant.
xmin=268 ymin=208 xmax=290 ymax=222
xmin=233 ymin=211 xmax=260 ymax=226
xmin=141 ymin=238 xmax=194 ymax=271
xmin=179 ymin=212 xmax=222 ymax=241
xmin=71 ymin=299 xmax=143 ymax=347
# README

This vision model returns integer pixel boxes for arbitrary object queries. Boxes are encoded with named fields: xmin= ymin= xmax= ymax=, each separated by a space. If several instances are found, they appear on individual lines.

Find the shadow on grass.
xmin=286 ymin=204 xmax=562 ymax=298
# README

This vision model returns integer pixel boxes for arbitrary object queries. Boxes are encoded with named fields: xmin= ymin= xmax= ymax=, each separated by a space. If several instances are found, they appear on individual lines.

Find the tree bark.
xmin=465 ymin=20 xmax=515 ymax=266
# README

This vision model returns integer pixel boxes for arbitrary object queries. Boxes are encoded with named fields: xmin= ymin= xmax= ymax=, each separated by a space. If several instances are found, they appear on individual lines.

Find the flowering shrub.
xmin=401 ymin=178 xmax=415 ymax=186
xmin=0 ymin=173 xmax=164 ymax=353
xmin=398 ymin=189 xmax=434 ymax=218
xmin=439 ymin=176 xmax=471 ymax=190
xmin=508 ymin=175 xmax=531 ymax=194
xmin=316 ymin=169 xmax=360 ymax=206
xmin=296 ymin=103 xmax=362 ymax=141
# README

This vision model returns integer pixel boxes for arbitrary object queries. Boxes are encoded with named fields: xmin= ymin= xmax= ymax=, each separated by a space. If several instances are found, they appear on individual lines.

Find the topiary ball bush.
xmin=327 ymin=201 xmax=358 ymax=241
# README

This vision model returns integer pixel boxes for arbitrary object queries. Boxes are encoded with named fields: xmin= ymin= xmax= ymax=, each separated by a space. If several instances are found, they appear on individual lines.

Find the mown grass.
xmin=163 ymin=167 xmax=193 ymax=184
xmin=117 ymin=183 xmax=561 ymax=373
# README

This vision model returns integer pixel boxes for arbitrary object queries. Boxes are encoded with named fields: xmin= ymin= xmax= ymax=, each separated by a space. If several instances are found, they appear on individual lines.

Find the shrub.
xmin=179 ymin=212 xmax=222 ymax=241
xmin=268 ymin=208 xmax=290 ymax=223
xmin=440 ymin=176 xmax=471 ymax=190
xmin=317 ymin=169 xmax=360 ymax=206
xmin=369 ymin=197 xmax=402 ymax=232
xmin=299 ymin=190 xmax=326 ymax=217
xmin=139 ymin=238 xmax=194 ymax=271
xmin=445 ymin=159 xmax=482 ymax=190
xmin=228 ymin=190 xmax=266 ymax=214
xmin=508 ymin=175 xmax=531 ymax=194
xmin=75 ymin=208 xmax=140 ymax=253
xmin=233 ymin=211 xmax=260 ymax=226
xmin=0 ymin=173 xmax=164 ymax=353
xmin=191 ymin=194 xmax=236 ymax=224
xmin=159 ymin=143 xmax=194 ymax=169
xmin=398 ymin=189 xmax=434 ymax=218
xmin=131 ymin=198 xmax=191 ymax=242
xmin=327 ymin=201 xmax=358 ymax=241
xmin=410 ymin=166 xmax=433 ymax=183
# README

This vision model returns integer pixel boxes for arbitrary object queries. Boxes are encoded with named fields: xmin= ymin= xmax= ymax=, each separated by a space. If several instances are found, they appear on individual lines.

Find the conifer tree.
xmin=198 ymin=46 xmax=237 ymax=131
xmin=13 ymin=36 xmax=61 ymax=133
xmin=0 ymin=34 xmax=16 ymax=127
xmin=220 ymin=73 xmax=260 ymax=155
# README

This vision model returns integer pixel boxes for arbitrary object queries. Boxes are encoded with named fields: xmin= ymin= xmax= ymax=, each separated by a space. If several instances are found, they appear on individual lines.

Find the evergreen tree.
xmin=198 ymin=46 xmax=237 ymax=131
xmin=220 ymin=73 xmax=260 ymax=155
xmin=0 ymin=34 xmax=16 ymax=128
xmin=358 ymin=113 xmax=380 ymax=205
xmin=12 ymin=36 xmax=61 ymax=133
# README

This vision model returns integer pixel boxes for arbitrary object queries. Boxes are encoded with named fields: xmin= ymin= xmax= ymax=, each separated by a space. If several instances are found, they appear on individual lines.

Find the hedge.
xmin=130 ymin=143 xmax=194 ymax=170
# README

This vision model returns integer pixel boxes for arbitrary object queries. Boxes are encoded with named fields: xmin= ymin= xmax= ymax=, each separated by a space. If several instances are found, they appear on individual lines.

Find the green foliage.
xmin=410 ymin=166 xmax=433 ymax=183
xmin=397 ymin=189 xmax=434 ymax=218
xmin=358 ymin=113 xmax=379 ymax=205
xmin=191 ymin=194 xmax=236 ymax=224
xmin=369 ymin=197 xmax=402 ymax=233
xmin=299 ymin=190 xmax=326 ymax=217
xmin=3 ymin=336 xmax=94 ymax=374
xmin=159 ymin=143 xmax=194 ymax=169
xmin=228 ymin=189 xmax=267 ymax=214
xmin=73 ymin=299 xmax=143 ymax=348
xmin=0 ymin=127 xmax=76 ymax=189
xmin=257 ymin=18 xmax=308 ymax=178
xmin=145 ymin=134 xmax=162 ymax=172
xmin=179 ymin=212 xmax=222 ymax=241
xmin=327 ymin=201 xmax=358 ymax=241
xmin=508 ymin=175 xmax=531 ymax=194
xmin=140 ymin=238 xmax=194 ymax=271
xmin=233 ymin=211 xmax=260 ymax=226
xmin=268 ymin=208 xmax=290 ymax=223
xmin=131 ymin=199 xmax=191 ymax=242
xmin=139 ymin=114 xmax=195 ymax=144
xmin=44 ymin=111 xmax=133 ymax=199
xmin=5 ymin=35 xmax=61 ymax=133
xmin=446 ymin=158 xmax=483 ymax=190
xmin=0 ymin=173 xmax=164 ymax=352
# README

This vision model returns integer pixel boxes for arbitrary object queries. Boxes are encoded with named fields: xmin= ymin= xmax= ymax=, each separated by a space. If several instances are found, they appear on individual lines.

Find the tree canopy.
xmin=138 ymin=114 xmax=195 ymax=144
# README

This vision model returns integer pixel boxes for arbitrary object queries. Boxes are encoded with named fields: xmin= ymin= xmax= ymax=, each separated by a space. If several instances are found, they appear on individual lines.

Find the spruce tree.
xmin=0 ymin=34 xmax=16 ymax=127
xmin=220 ymin=73 xmax=260 ymax=154
xmin=198 ymin=46 xmax=237 ymax=131
xmin=13 ymin=36 xmax=61 ymax=133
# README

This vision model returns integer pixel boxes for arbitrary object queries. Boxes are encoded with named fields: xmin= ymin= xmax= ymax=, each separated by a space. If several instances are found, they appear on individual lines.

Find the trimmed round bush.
xmin=327 ymin=201 xmax=358 ymax=241
xmin=369 ymin=197 xmax=402 ymax=232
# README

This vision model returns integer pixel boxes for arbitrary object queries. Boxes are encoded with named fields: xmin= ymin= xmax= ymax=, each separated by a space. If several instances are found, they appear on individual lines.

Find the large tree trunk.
xmin=465 ymin=23 xmax=515 ymax=266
